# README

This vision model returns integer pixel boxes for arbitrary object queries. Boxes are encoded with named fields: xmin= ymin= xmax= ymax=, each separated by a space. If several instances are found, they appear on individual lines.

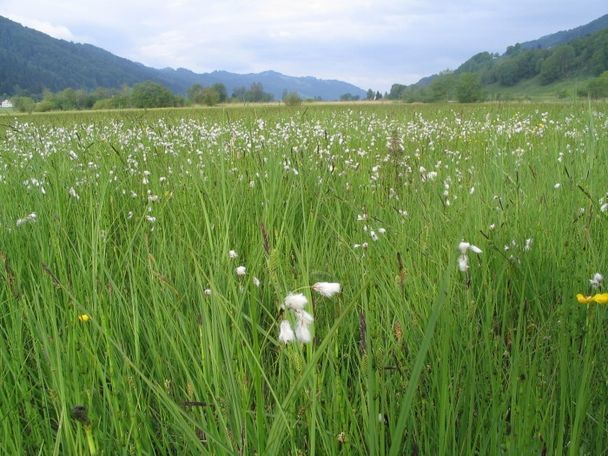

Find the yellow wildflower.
xmin=577 ymin=293 xmax=608 ymax=305
xmin=78 ymin=314 xmax=91 ymax=322
xmin=577 ymin=294 xmax=592 ymax=304
xmin=595 ymin=294 xmax=608 ymax=304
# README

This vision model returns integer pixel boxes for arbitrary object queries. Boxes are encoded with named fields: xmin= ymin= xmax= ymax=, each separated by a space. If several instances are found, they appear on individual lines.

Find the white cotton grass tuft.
xmin=457 ymin=254 xmax=469 ymax=272
xmin=253 ymin=277 xmax=261 ymax=287
xmin=283 ymin=292 xmax=308 ymax=311
xmin=590 ymin=273 xmax=604 ymax=289
xmin=458 ymin=240 xmax=482 ymax=273
xmin=458 ymin=241 xmax=482 ymax=255
xmin=296 ymin=309 xmax=314 ymax=325
xmin=235 ymin=266 xmax=246 ymax=276
xmin=279 ymin=293 xmax=315 ymax=344
xmin=278 ymin=320 xmax=296 ymax=344
xmin=16 ymin=212 xmax=37 ymax=227
xmin=295 ymin=320 xmax=312 ymax=343
xmin=228 ymin=250 xmax=238 ymax=259
xmin=68 ymin=187 xmax=80 ymax=199
xmin=312 ymin=282 xmax=341 ymax=298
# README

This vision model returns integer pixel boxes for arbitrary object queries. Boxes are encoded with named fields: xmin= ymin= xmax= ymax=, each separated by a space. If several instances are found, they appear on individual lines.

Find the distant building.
xmin=1 ymin=99 xmax=13 ymax=108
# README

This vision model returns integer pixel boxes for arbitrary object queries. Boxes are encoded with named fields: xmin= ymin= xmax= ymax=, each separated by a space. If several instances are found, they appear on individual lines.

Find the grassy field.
xmin=483 ymin=76 xmax=595 ymax=102
xmin=0 ymin=102 xmax=607 ymax=455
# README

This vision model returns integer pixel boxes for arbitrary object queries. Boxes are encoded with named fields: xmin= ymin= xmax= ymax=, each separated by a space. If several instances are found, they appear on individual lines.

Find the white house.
xmin=1 ymin=99 xmax=13 ymax=108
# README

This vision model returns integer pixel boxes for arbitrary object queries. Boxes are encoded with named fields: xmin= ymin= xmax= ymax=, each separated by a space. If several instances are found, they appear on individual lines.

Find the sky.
xmin=1 ymin=1 xmax=606 ymax=91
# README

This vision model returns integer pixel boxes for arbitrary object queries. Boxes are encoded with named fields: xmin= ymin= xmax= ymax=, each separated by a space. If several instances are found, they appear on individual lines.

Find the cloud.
xmin=2 ymin=0 xmax=607 ymax=90
xmin=5 ymin=14 xmax=76 ymax=41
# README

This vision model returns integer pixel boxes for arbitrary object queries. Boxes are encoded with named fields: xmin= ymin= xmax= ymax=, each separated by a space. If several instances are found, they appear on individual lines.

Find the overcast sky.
xmin=2 ymin=1 xmax=606 ymax=91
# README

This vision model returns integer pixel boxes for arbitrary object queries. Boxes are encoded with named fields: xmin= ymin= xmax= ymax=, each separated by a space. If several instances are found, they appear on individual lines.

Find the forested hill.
xmin=388 ymin=15 xmax=608 ymax=102
xmin=454 ymin=27 xmax=608 ymax=86
xmin=521 ymin=13 xmax=608 ymax=49
xmin=0 ymin=15 xmax=366 ymax=100
xmin=0 ymin=16 xmax=174 ymax=95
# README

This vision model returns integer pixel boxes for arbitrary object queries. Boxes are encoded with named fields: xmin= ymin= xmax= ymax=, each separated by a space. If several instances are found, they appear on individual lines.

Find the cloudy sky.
xmin=2 ymin=1 xmax=606 ymax=91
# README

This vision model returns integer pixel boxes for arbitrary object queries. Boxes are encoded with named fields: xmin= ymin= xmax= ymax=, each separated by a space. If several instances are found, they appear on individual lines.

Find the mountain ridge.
xmin=520 ymin=13 xmax=608 ymax=49
xmin=0 ymin=15 xmax=366 ymax=100
xmin=389 ymin=13 xmax=608 ymax=101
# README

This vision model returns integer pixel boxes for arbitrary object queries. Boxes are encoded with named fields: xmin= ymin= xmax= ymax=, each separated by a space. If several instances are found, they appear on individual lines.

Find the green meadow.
xmin=1 ymin=102 xmax=607 ymax=454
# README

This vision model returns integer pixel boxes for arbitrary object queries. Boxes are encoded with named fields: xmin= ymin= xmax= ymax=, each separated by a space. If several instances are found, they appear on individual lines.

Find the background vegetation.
xmin=388 ymin=27 xmax=608 ymax=102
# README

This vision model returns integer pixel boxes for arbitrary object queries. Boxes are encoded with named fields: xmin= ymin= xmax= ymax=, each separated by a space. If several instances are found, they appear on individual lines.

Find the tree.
xmin=388 ymin=84 xmax=407 ymax=100
xmin=131 ymin=81 xmax=177 ymax=108
xmin=246 ymin=83 xmax=273 ymax=102
xmin=429 ymin=72 xmax=455 ymax=101
xmin=201 ymin=87 xmax=220 ymax=106
xmin=456 ymin=73 xmax=483 ymax=103
xmin=505 ymin=43 xmax=523 ymax=57
xmin=366 ymin=89 xmax=374 ymax=100
xmin=456 ymin=52 xmax=497 ymax=75
xmin=187 ymin=84 xmax=205 ymax=104
xmin=282 ymin=91 xmax=302 ymax=106
xmin=586 ymin=71 xmax=608 ymax=98
xmin=11 ymin=96 xmax=35 ymax=113
xmin=539 ymin=45 xmax=576 ymax=84
xmin=375 ymin=91 xmax=383 ymax=100
xmin=211 ymin=83 xmax=227 ymax=103
xmin=339 ymin=93 xmax=360 ymax=101
xmin=495 ymin=60 xmax=520 ymax=86
xmin=232 ymin=86 xmax=247 ymax=102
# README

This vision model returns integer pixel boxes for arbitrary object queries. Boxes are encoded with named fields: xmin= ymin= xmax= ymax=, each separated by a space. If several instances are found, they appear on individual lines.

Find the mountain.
xmin=0 ymin=15 xmax=366 ymax=100
xmin=521 ymin=13 xmax=608 ymax=49
xmin=157 ymin=68 xmax=367 ymax=100
xmin=389 ymin=13 xmax=608 ymax=101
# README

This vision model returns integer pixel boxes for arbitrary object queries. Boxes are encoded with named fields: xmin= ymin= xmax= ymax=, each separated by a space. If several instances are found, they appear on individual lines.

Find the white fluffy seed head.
xmin=278 ymin=320 xmax=295 ymax=344
xmin=312 ymin=282 xmax=341 ymax=298
xmin=469 ymin=244 xmax=482 ymax=254
xmin=296 ymin=309 xmax=314 ymax=325
xmin=458 ymin=242 xmax=471 ymax=254
xmin=16 ymin=212 xmax=37 ymax=227
xmin=283 ymin=292 xmax=308 ymax=311
xmin=295 ymin=320 xmax=312 ymax=343
xmin=458 ymin=254 xmax=469 ymax=272
xmin=235 ymin=266 xmax=246 ymax=276
xmin=458 ymin=241 xmax=482 ymax=254
xmin=590 ymin=273 xmax=604 ymax=289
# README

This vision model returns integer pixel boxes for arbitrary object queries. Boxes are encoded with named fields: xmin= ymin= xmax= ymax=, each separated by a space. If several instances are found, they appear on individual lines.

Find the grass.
xmin=0 ymin=102 xmax=607 ymax=454
xmin=484 ymin=75 xmax=595 ymax=101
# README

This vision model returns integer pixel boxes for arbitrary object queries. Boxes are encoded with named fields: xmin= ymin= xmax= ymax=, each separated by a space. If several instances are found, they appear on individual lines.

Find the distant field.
xmin=483 ymin=76 xmax=596 ymax=102
xmin=1 ymin=102 xmax=607 ymax=454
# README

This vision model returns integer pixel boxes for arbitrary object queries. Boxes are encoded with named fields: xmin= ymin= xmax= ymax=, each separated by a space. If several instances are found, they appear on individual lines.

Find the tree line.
xmin=8 ymin=81 xmax=310 ymax=112
xmin=7 ymin=80 xmax=391 ymax=113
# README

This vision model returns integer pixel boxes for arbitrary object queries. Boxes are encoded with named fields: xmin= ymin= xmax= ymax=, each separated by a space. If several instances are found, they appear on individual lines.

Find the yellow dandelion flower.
xmin=78 ymin=314 xmax=91 ymax=322
xmin=577 ymin=293 xmax=608 ymax=305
